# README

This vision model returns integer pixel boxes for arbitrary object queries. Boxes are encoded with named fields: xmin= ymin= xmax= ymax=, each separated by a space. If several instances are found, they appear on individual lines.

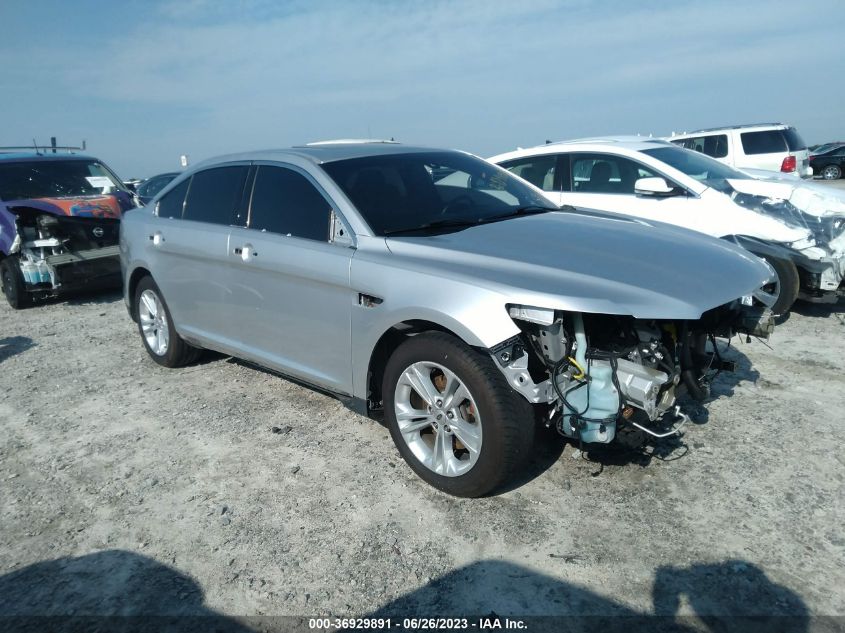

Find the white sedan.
xmin=489 ymin=138 xmax=845 ymax=314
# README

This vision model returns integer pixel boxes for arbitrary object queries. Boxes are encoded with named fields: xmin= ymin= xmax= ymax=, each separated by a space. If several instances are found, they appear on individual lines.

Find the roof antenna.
xmin=545 ymin=139 xmax=552 ymax=144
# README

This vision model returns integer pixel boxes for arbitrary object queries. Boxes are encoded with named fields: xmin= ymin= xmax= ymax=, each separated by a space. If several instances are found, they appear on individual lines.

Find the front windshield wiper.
xmin=481 ymin=205 xmax=556 ymax=222
xmin=383 ymin=206 xmax=557 ymax=236
xmin=383 ymin=218 xmax=483 ymax=236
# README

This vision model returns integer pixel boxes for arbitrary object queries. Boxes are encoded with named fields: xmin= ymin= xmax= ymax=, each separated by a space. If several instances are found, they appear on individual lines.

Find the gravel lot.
xmin=1 ymin=187 xmax=844 ymax=630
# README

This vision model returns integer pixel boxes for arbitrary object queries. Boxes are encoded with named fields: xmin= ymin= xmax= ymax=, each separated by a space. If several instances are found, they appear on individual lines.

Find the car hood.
xmin=384 ymin=210 xmax=773 ymax=320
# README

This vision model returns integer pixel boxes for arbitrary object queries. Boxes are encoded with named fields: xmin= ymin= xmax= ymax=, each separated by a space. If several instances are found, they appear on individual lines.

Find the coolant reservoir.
xmin=20 ymin=261 xmax=38 ymax=285
xmin=560 ymin=362 xmax=619 ymax=443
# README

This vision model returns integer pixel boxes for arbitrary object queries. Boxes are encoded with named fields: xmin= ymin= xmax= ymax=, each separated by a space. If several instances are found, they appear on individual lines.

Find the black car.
xmin=810 ymin=144 xmax=845 ymax=180
xmin=136 ymin=172 xmax=180 ymax=205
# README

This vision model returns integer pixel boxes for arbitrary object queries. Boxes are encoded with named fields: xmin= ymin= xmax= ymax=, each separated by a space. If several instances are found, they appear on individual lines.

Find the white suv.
xmin=669 ymin=123 xmax=812 ymax=178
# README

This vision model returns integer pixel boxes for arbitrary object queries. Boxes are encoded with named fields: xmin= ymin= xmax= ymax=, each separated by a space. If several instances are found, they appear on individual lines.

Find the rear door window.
xmin=157 ymin=179 xmax=190 ymax=219
xmin=182 ymin=166 xmax=249 ymax=225
xmin=740 ymin=131 xmax=787 ymax=155
xmin=248 ymin=166 xmax=331 ymax=241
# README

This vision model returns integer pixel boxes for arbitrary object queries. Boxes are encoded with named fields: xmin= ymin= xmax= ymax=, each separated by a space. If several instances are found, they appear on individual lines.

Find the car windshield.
xmin=642 ymin=146 xmax=750 ymax=191
xmin=321 ymin=151 xmax=556 ymax=236
xmin=137 ymin=174 xmax=178 ymax=199
xmin=0 ymin=159 xmax=127 ymax=201
xmin=813 ymin=143 xmax=844 ymax=156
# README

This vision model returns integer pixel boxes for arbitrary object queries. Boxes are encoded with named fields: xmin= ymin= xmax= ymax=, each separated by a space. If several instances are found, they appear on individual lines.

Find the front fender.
xmin=349 ymin=256 xmax=521 ymax=401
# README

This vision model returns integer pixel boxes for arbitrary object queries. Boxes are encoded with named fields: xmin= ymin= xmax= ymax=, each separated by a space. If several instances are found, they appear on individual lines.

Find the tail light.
xmin=780 ymin=156 xmax=797 ymax=172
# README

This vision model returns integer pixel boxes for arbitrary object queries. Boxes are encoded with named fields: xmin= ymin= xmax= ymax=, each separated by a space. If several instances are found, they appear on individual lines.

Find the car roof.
xmin=191 ymin=142 xmax=451 ymax=170
xmin=489 ymin=137 xmax=673 ymax=161
xmin=0 ymin=152 xmax=100 ymax=163
xmin=546 ymin=136 xmax=672 ymax=150
xmin=673 ymin=123 xmax=790 ymax=136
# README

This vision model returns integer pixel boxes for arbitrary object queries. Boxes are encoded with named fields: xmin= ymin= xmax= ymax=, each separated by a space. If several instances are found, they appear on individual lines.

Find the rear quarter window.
xmin=740 ymin=131 xmax=787 ymax=155
xmin=782 ymin=127 xmax=807 ymax=151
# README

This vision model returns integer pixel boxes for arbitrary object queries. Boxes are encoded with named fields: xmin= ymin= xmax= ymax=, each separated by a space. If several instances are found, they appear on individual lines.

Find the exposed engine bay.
xmin=496 ymin=304 xmax=774 ymax=444
xmin=7 ymin=207 xmax=121 ymax=296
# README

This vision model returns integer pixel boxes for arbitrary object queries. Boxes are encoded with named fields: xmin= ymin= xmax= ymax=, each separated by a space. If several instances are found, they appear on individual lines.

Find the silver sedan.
xmin=120 ymin=142 xmax=773 ymax=496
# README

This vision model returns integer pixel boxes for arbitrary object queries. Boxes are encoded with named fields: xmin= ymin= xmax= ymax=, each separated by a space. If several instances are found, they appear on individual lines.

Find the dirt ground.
xmin=1 ymin=256 xmax=844 ymax=629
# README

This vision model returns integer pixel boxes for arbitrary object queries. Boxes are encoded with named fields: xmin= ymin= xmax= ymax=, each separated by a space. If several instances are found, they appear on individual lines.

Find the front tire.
xmin=383 ymin=332 xmax=534 ymax=497
xmin=1 ymin=257 xmax=32 ymax=310
xmin=134 ymin=276 xmax=201 ymax=367
xmin=753 ymin=253 xmax=799 ymax=316
xmin=821 ymin=164 xmax=842 ymax=180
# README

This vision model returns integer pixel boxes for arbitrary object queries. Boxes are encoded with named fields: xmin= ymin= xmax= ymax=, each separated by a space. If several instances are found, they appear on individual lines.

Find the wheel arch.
xmin=363 ymin=319 xmax=484 ymax=418
xmin=126 ymin=266 xmax=152 ymax=321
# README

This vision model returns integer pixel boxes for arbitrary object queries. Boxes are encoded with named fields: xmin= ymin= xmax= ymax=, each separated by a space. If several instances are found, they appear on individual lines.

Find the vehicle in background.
xmin=136 ymin=172 xmax=180 ymax=205
xmin=809 ymin=142 xmax=844 ymax=154
xmin=0 ymin=153 xmax=136 ymax=309
xmin=490 ymin=138 xmax=845 ymax=314
xmin=809 ymin=144 xmax=845 ymax=180
xmin=121 ymin=142 xmax=773 ymax=497
xmin=669 ymin=123 xmax=813 ymax=179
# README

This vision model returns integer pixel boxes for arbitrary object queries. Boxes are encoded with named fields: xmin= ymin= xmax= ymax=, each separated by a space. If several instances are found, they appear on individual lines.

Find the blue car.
xmin=0 ymin=152 xmax=137 ymax=308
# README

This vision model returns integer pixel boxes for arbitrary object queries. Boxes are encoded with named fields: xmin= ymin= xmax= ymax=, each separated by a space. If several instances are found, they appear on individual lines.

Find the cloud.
xmin=2 ymin=0 xmax=841 ymax=175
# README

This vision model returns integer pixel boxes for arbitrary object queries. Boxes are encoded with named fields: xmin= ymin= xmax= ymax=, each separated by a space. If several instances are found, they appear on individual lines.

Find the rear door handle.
xmin=149 ymin=231 xmax=165 ymax=245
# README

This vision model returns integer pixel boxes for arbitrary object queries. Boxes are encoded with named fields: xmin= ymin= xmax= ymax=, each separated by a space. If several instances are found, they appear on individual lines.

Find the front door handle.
xmin=233 ymin=243 xmax=257 ymax=262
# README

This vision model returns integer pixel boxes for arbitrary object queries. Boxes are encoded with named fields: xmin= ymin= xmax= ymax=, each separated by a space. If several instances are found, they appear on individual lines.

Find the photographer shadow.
xmin=0 ymin=335 xmax=35 ymax=364
xmin=371 ymin=559 xmax=809 ymax=633
xmin=0 ymin=550 xmax=251 ymax=633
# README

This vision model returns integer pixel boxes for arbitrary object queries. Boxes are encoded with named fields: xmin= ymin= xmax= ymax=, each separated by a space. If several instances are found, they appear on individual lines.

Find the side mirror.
xmin=634 ymin=177 xmax=679 ymax=197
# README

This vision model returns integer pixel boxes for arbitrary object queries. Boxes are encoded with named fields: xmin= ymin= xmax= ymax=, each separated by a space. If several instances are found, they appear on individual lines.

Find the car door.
xmin=554 ymin=153 xmax=695 ymax=223
xmin=146 ymin=164 xmax=250 ymax=345
xmin=224 ymin=163 xmax=354 ymax=394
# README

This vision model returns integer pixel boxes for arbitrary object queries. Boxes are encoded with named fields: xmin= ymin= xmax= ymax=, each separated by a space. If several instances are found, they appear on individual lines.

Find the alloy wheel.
xmin=138 ymin=289 xmax=170 ymax=356
xmin=393 ymin=361 xmax=482 ymax=477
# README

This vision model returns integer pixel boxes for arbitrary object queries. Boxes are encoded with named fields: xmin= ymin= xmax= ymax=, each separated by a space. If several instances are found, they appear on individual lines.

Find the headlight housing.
xmin=507 ymin=304 xmax=555 ymax=325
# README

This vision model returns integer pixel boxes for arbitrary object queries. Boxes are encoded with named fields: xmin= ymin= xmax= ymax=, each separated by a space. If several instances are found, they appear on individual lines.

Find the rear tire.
xmin=134 ymin=276 xmax=202 ymax=367
xmin=382 ymin=332 xmax=534 ymax=497
xmin=821 ymin=164 xmax=842 ymax=180
xmin=754 ymin=253 xmax=799 ymax=316
xmin=1 ymin=257 xmax=32 ymax=310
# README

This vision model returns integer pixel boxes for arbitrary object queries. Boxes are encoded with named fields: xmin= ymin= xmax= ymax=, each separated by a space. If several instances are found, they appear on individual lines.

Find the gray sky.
xmin=1 ymin=0 xmax=842 ymax=178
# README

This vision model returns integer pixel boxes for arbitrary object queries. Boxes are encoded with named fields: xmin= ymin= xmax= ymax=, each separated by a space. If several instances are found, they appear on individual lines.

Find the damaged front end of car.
xmin=4 ymin=200 xmax=123 ymax=300
xmin=492 ymin=301 xmax=773 ymax=445
xmin=728 ymin=178 xmax=845 ymax=302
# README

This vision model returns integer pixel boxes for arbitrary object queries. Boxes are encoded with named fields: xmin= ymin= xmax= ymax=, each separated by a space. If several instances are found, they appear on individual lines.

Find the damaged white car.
xmin=121 ymin=143 xmax=774 ymax=496
xmin=491 ymin=138 xmax=845 ymax=314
